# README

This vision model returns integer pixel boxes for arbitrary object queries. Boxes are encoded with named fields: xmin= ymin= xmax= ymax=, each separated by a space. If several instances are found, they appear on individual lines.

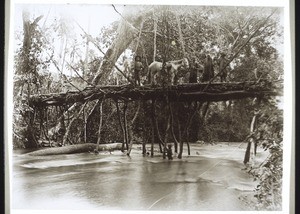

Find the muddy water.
xmin=12 ymin=143 xmax=263 ymax=211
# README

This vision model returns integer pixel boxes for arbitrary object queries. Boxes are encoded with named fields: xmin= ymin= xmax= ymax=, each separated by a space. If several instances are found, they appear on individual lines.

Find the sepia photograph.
xmin=5 ymin=0 xmax=293 ymax=213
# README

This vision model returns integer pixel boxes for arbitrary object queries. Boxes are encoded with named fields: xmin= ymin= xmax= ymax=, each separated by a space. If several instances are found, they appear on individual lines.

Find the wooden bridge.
xmin=27 ymin=79 xmax=282 ymax=160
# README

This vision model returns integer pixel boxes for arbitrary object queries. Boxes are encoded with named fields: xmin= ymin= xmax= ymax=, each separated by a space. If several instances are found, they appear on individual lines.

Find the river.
xmin=11 ymin=143 xmax=263 ymax=211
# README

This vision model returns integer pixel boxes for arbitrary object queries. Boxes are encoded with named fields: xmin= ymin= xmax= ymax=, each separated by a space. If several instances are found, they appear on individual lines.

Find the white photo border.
xmin=5 ymin=0 xmax=294 ymax=214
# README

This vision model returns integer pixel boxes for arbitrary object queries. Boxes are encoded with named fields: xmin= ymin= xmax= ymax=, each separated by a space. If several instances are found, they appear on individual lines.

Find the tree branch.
xmin=203 ymin=9 xmax=278 ymax=91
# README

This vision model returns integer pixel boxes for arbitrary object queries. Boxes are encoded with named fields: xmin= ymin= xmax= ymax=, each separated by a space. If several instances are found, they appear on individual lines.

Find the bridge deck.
xmin=29 ymin=80 xmax=281 ymax=107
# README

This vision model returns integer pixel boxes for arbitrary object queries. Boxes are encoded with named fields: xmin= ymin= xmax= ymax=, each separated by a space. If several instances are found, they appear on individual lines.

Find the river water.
xmin=11 ymin=143 xmax=262 ymax=211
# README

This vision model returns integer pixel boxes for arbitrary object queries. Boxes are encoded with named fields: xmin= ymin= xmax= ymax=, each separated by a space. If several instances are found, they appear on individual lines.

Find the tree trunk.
xmin=21 ymin=12 xmax=43 ymax=148
xmin=175 ymin=13 xmax=186 ymax=57
xmin=244 ymin=111 xmax=258 ymax=165
xmin=92 ymin=7 xmax=147 ymax=85
xmin=243 ymin=140 xmax=252 ymax=165
xmin=153 ymin=13 xmax=157 ymax=62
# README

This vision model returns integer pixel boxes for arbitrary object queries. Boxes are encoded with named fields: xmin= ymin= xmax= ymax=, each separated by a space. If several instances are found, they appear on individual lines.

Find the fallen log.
xmin=25 ymin=143 xmax=123 ymax=156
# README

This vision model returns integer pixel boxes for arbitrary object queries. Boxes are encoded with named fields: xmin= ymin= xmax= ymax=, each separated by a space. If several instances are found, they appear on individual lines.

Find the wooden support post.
xmin=85 ymin=100 xmax=101 ymax=144
xmin=123 ymin=102 xmax=129 ymax=151
xmin=83 ymin=106 xmax=87 ymax=144
xmin=163 ymin=116 xmax=170 ymax=159
xmin=67 ymin=105 xmax=70 ymax=126
xmin=184 ymin=103 xmax=200 ymax=156
xmin=177 ymin=113 xmax=183 ymax=159
xmin=186 ymin=133 xmax=191 ymax=155
xmin=185 ymin=106 xmax=191 ymax=156
xmin=154 ymin=105 xmax=164 ymax=153
xmin=169 ymin=102 xmax=178 ymax=153
xmin=176 ymin=104 xmax=184 ymax=159
xmin=63 ymin=102 xmax=87 ymax=146
xmin=127 ymin=101 xmax=141 ymax=156
xmin=150 ymin=99 xmax=155 ymax=157
xmin=46 ymin=107 xmax=51 ymax=147
xmin=151 ymin=123 xmax=155 ymax=157
xmin=96 ymin=99 xmax=104 ymax=152
xmin=142 ymin=139 xmax=147 ymax=155
xmin=39 ymin=107 xmax=47 ymax=143
xmin=40 ymin=108 xmax=44 ymax=139
xmin=116 ymin=100 xmax=126 ymax=152
xmin=56 ymin=110 xmax=66 ymax=146
xmin=38 ymin=108 xmax=43 ymax=140
xmin=29 ymin=108 xmax=39 ymax=147
xmin=142 ymin=101 xmax=148 ymax=155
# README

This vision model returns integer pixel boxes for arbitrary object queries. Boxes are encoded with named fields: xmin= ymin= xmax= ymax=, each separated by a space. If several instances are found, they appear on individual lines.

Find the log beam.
xmin=29 ymin=80 xmax=282 ymax=107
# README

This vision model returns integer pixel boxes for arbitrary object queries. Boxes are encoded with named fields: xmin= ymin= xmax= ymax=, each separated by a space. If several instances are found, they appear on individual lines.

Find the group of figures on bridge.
xmin=123 ymin=52 xmax=229 ymax=87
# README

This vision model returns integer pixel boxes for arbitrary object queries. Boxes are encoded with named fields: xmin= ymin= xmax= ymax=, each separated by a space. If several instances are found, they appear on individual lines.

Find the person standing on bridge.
xmin=189 ymin=57 xmax=198 ymax=83
xmin=202 ymin=54 xmax=214 ymax=82
xmin=134 ymin=55 xmax=144 ymax=86
xmin=218 ymin=52 xmax=228 ymax=82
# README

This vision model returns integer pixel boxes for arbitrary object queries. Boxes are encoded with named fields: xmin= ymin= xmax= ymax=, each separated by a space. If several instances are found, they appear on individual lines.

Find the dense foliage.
xmin=248 ymin=97 xmax=283 ymax=210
